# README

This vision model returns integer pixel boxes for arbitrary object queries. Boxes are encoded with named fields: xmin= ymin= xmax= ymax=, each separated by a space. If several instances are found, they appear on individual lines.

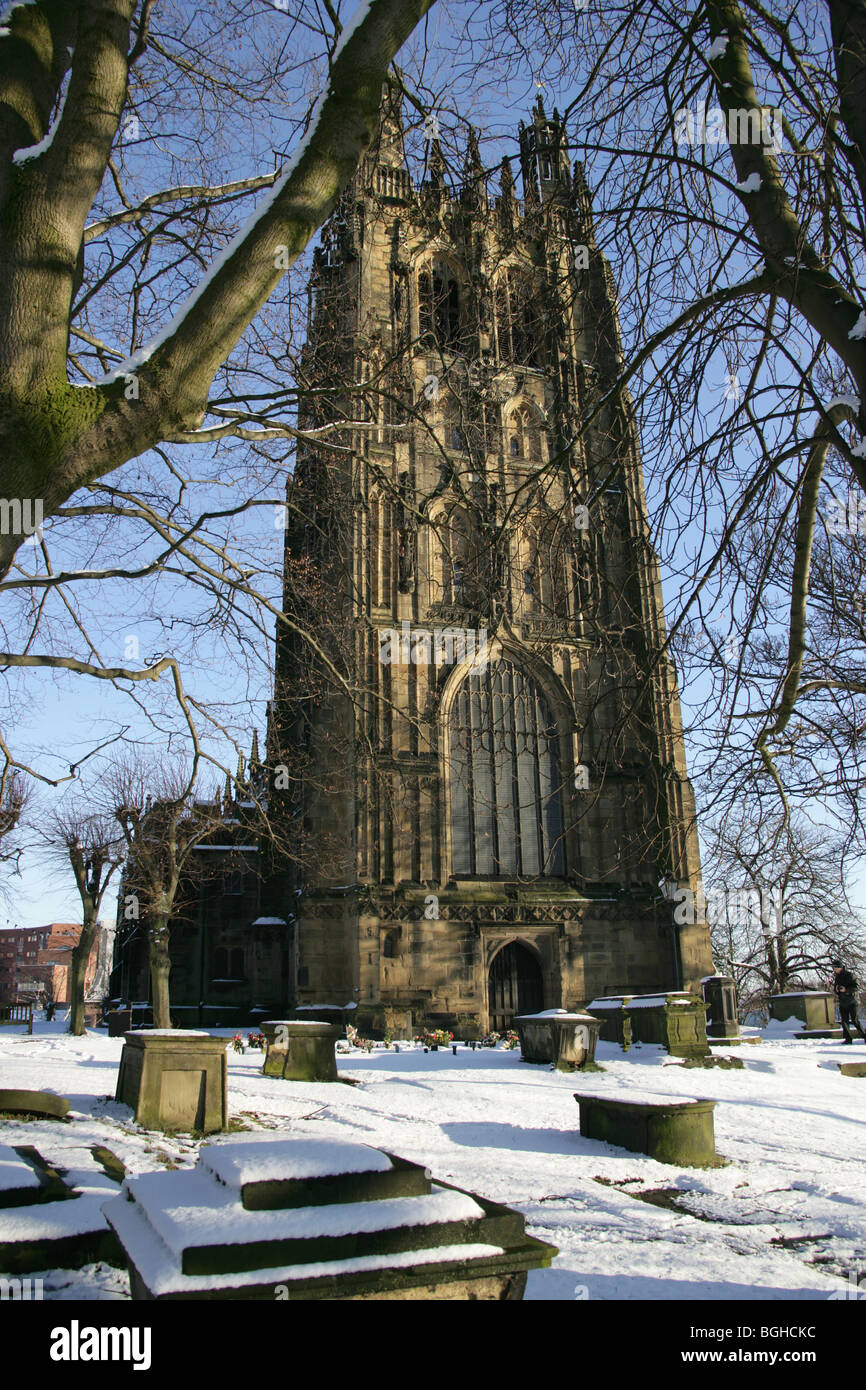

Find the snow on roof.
xmin=251 ymin=917 xmax=287 ymax=926
xmin=122 ymin=1172 xmax=484 ymax=1254
xmin=201 ymin=1136 xmax=393 ymax=1188
xmin=104 ymin=1192 xmax=503 ymax=1297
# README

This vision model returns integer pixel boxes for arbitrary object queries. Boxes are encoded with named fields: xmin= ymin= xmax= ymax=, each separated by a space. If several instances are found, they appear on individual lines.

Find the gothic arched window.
xmin=430 ymin=506 xmax=479 ymax=607
xmin=418 ymin=257 xmax=462 ymax=350
xmin=495 ymin=269 xmax=541 ymax=367
xmin=523 ymin=516 xmax=572 ymax=620
xmin=506 ymin=404 xmax=542 ymax=461
xmin=449 ymin=660 xmax=565 ymax=877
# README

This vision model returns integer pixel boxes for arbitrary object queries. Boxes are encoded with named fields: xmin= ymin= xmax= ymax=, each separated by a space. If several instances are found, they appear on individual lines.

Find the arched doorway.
xmin=488 ymin=942 xmax=543 ymax=1032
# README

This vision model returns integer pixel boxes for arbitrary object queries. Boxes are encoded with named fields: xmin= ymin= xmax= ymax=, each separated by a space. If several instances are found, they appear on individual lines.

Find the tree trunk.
xmin=68 ymin=911 xmax=97 ymax=1036
xmin=149 ymin=915 xmax=172 ymax=1028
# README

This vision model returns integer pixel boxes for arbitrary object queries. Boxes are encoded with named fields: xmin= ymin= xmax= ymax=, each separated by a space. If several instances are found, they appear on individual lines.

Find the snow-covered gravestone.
xmin=102 ymin=1133 xmax=558 ymax=1300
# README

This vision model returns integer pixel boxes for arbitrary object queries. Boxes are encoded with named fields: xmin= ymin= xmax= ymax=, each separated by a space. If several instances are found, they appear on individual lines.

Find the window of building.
xmin=213 ymin=946 xmax=244 ymax=980
xmin=523 ymin=517 xmax=572 ymax=620
xmin=418 ymin=258 xmax=462 ymax=350
xmin=382 ymin=929 xmax=400 ymax=959
xmin=506 ymin=404 xmax=542 ymax=461
xmin=223 ymin=870 xmax=244 ymax=896
xmin=449 ymin=660 xmax=565 ymax=877
xmin=495 ymin=269 xmax=541 ymax=367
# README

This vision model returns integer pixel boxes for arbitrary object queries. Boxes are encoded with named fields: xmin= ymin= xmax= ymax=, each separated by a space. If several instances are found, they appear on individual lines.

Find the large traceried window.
xmin=418 ymin=257 xmax=462 ymax=350
xmin=495 ymin=268 xmax=541 ymax=367
xmin=449 ymin=660 xmax=565 ymax=877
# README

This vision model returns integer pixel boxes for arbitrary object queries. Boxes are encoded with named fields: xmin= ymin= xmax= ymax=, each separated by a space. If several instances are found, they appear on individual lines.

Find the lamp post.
xmin=658 ymin=873 xmax=682 ymax=990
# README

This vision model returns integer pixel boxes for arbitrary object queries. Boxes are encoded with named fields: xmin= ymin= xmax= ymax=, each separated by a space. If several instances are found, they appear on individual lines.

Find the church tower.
xmin=272 ymin=91 xmax=713 ymax=1036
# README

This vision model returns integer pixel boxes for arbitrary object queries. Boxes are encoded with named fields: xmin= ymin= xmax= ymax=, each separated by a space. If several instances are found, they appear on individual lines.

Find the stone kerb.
xmin=115 ymin=1031 xmax=228 ymax=1134
xmin=261 ymin=1020 xmax=340 ymax=1082
xmin=514 ymin=1010 xmax=603 ymax=1069
xmin=575 ymin=1091 xmax=720 ymax=1167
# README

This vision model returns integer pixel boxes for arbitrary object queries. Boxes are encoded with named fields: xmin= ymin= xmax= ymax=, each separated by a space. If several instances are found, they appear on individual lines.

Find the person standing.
xmin=832 ymin=960 xmax=866 ymax=1043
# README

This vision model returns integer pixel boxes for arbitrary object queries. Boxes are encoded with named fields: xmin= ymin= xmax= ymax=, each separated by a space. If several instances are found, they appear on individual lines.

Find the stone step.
xmin=200 ymin=1135 xmax=431 ymax=1209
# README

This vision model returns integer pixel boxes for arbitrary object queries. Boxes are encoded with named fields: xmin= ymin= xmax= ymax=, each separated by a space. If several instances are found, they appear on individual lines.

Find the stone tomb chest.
xmin=514 ymin=1010 xmax=602 ymax=1069
xmin=769 ymin=992 xmax=839 ymax=1035
xmin=103 ymin=1133 xmax=557 ymax=1299
xmin=575 ymin=1090 xmax=719 ymax=1167
xmin=115 ymin=1031 xmax=228 ymax=1133
xmin=587 ymin=993 xmax=709 ymax=1058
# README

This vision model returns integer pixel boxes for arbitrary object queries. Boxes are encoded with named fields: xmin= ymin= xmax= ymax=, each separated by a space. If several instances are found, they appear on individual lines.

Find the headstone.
xmin=0 ymin=1142 xmax=122 ymax=1273
xmin=261 ymin=1020 xmax=340 ymax=1082
xmin=103 ymin=1134 xmax=558 ymax=1299
xmin=115 ymin=1031 xmax=228 ymax=1133
xmin=514 ymin=1010 xmax=603 ymax=1069
xmin=575 ymin=1090 xmax=720 ymax=1166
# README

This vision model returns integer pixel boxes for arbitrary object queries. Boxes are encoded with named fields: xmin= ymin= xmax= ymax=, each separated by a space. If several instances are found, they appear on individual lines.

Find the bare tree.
xmin=0 ymin=0 xmax=437 ymax=797
xmin=40 ymin=806 xmax=126 ymax=1034
xmin=702 ymin=804 xmax=866 ymax=1018
xmin=104 ymin=756 xmax=231 ymax=1026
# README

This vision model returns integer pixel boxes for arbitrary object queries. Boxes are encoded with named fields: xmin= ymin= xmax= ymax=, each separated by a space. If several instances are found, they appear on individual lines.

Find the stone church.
xmin=269 ymin=90 xmax=714 ymax=1038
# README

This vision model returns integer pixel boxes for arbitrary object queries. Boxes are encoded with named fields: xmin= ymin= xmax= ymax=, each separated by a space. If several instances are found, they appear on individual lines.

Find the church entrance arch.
xmin=487 ymin=941 xmax=543 ymax=1032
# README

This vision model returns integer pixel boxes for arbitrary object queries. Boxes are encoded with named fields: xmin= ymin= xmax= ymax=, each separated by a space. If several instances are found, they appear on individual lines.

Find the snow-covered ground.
xmin=1 ymin=1019 xmax=864 ymax=1300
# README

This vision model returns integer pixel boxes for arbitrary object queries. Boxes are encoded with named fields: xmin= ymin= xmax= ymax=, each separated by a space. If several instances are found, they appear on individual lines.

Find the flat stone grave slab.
xmin=575 ymin=1089 xmax=720 ymax=1167
xmin=115 ymin=1030 xmax=228 ymax=1133
xmin=838 ymin=1062 xmax=866 ymax=1077
xmin=0 ymin=1143 xmax=42 ymax=1208
xmin=0 ymin=1141 xmax=123 ymax=1273
xmin=104 ymin=1133 xmax=557 ymax=1299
